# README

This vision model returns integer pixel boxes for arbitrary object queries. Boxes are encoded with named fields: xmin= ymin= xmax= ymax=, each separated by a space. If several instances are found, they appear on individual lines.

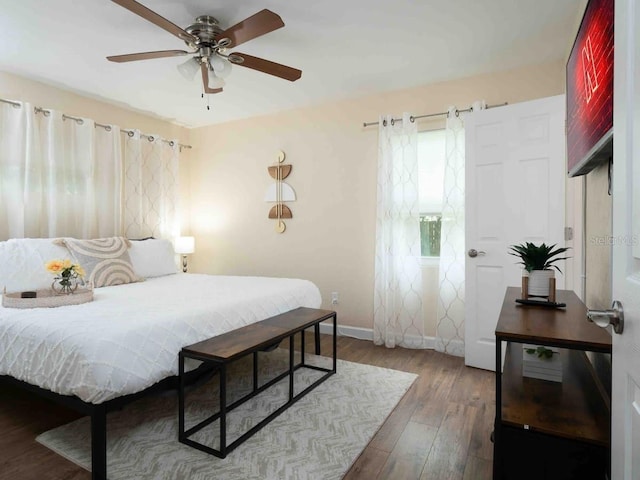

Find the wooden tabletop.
xmin=495 ymin=287 xmax=611 ymax=352
xmin=182 ymin=307 xmax=336 ymax=362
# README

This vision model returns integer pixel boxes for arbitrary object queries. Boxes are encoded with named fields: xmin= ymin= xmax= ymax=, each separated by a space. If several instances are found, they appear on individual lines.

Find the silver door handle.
xmin=468 ymin=249 xmax=486 ymax=258
xmin=587 ymin=300 xmax=624 ymax=334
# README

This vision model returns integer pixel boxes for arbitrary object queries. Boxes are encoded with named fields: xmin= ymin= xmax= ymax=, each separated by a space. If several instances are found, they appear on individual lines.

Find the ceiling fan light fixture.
xmin=207 ymin=66 xmax=226 ymax=89
xmin=177 ymin=57 xmax=200 ymax=81
xmin=210 ymin=54 xmax=232 ymax=79
xmin=107 ymin=4 xmax=302 ymax=95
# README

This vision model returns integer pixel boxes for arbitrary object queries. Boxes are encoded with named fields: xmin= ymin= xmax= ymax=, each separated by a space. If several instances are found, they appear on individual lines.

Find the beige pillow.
xmin=59 ymin=237 xmax=140 ymax=288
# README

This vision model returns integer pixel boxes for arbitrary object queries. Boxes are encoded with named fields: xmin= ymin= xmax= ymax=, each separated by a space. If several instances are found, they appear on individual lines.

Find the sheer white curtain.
xmin=0 ymin=102 xmax=122 ymax=240
xmin=435 ymin=102 xmax=485 ymax=356
xmin=123 ymin=131 xmax=179 ymax=240
xmin=373 ymin=113 xmax=425 ymax=349
xmin=0 ymin=101 xmax=29 ymax=239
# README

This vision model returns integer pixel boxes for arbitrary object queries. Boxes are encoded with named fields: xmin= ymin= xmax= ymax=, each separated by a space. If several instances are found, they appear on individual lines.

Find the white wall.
xmin=0 ymin=63 xmax=569 ymax=335
xmin=186 ymin=61 xmax=565 ymax=334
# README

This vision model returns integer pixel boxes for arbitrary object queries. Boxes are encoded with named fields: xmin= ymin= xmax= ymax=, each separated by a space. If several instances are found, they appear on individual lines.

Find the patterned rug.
xmin=37 ymin=351 xmax=416 ymax=480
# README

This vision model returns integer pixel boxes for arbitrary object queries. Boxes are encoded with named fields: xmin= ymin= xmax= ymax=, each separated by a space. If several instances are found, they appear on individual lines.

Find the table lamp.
xmin=175 ymin=236 xmax=195 ymax=273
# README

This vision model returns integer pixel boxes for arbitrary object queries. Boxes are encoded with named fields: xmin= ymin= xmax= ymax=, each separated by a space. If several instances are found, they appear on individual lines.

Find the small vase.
xmin=527 ymin=269 xmax=554 ymax=297
xmin=51 ymin=277 xmax=78 ymax=295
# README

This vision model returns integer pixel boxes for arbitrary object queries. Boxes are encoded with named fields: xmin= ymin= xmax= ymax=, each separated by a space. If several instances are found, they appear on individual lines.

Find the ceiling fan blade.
xmin=230 ymin=53 xmax=302 ymax=81
xmin=107 ymin=50 xmax=189 ymax=63
xmin=217 ymin=9 xmax=284 ymax=48
xmin=201 ymin=63 xmax=223 ymax=94
xmin=111 ymin=0 xmax=197 ymax=43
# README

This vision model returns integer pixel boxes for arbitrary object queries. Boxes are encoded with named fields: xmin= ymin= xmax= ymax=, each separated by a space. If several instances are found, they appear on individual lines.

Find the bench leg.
xmin=219 ymin=365 xmax=227 ymax=457
xmin=178 ymin=352 xmax=185 ymax=441
xmin=314 ymin=323 xmax=321 ymax=355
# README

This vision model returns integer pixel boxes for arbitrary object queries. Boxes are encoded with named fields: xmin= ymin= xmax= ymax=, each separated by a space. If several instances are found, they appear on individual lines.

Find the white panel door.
xmin=465 ymin=95 xmax=566 ymax=370
xmin=611 ymin=1 xmax=640 ymax=477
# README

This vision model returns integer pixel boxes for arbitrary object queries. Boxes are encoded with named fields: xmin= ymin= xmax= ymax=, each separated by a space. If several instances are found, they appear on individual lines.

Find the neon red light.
xmin=582 ymin=36 xmax=599 ymax=103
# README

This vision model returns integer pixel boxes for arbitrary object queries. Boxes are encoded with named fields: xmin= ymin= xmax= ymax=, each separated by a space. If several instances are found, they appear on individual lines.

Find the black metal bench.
xmin=178 ymin=307 xmax=337 ymax=458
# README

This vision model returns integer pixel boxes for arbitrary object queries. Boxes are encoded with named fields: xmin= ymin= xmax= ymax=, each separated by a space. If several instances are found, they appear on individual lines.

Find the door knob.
xmin=468 ymin=249 xmax=486 ymax=258
xmin=587 ymin=300 xmax=624 ymax=334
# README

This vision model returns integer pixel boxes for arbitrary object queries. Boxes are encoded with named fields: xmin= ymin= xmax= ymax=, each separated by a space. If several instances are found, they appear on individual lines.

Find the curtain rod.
xmin=362 ymin=102 xmax=508 ymax=127
xmin=0 ymin=97 xmax=192 ymax=151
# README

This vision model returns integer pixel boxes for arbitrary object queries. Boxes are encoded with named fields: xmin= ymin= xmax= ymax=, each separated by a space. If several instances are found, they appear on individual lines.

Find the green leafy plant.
xmin=508 ymin=242 xmax=571 ymax=273
xmin=525 ymin=346 xmax=555 ymax=359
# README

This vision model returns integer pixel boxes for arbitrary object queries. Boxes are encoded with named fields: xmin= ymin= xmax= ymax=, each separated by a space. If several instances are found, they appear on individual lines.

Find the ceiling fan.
xmin=106 ymin=0 xmax=302 ymax=94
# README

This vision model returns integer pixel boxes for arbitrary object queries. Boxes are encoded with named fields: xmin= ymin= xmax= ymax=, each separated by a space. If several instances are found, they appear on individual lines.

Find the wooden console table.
xmin=493 ymin=287 xmax=612 ymax=480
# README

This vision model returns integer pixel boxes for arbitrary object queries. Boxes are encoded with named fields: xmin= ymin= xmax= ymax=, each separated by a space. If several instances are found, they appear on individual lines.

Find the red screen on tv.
xmin=566 ymin=0 xmax=614 ymax=176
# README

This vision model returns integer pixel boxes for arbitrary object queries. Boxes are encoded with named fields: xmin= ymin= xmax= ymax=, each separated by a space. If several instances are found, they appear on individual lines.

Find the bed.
xmin=0 ymin=236 xmax=322 ymax=479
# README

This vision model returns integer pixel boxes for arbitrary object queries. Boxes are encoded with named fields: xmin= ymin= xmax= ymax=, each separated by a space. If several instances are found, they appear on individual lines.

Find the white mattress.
xmin=0 ymin=274 xmax=322 ymax=404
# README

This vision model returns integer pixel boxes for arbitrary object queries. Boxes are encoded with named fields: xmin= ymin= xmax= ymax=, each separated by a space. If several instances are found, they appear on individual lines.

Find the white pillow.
xmin=0 ymin=238 xmax=74 ymax=293
xmin=128 ymin=238 xmax=178 ymax=278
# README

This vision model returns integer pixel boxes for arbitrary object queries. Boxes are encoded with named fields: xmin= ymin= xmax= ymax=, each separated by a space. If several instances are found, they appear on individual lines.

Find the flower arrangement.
xmin=45 ymin=259 xmax=85 ymax=294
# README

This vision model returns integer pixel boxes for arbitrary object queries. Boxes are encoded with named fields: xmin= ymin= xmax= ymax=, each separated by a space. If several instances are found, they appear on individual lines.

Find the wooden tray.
xmin=2 ymin=288 xmax=93 ymax=309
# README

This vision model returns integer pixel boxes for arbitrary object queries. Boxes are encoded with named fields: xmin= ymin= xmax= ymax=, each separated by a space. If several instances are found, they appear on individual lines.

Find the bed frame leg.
xmin=91 ymin=404 xmax=107 ymax=480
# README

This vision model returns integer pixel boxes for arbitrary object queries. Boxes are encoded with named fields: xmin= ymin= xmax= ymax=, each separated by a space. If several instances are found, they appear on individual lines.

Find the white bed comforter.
xmin=0 ymin=274 xmax=322 ymax=404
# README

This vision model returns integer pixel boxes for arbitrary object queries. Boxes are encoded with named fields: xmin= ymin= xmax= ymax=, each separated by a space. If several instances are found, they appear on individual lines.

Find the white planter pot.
xmin=527 ymin=269 xmax=555 ymax=297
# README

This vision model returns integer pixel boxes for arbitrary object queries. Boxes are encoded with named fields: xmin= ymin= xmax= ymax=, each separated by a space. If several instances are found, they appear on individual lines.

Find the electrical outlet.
xmin=331 ymin=292 xmax=339 ymax=305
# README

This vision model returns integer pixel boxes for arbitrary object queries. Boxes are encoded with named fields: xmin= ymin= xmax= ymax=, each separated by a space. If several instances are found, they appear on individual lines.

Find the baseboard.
xmin=318 ymin=322 xmax=373 ymax=341
xmin=318 ymin=323 xmax=436 ymax=349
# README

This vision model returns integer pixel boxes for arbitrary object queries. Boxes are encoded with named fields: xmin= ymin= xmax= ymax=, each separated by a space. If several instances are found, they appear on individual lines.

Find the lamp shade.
xmin=208 ymin=66 xmax=226 ymax=89
xmin=209 ymin=55 xmax=232 ymax=79
xmin=177 ymin=57 xmax=200 ymax=81
xmin=174 ymin=236 xmax=195 ymax=254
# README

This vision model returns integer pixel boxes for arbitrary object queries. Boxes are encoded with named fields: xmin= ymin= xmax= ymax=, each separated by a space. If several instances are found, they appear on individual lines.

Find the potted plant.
xmin=508 ymin=242 xmax=571 ymax=297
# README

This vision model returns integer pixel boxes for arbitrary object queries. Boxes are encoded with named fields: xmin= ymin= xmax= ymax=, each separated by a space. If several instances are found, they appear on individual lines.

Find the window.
xmin=418 ymin=129 xmax=446 ymax=257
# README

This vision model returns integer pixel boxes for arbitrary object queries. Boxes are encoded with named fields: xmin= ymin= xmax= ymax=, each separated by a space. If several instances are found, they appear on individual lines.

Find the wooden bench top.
xmin=181 ymin=307 xmax=336 ymax=362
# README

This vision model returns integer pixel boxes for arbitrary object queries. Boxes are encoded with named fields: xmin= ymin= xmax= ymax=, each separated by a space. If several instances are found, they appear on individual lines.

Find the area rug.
xmin=37 ymin=351 xmax=417 ymax=480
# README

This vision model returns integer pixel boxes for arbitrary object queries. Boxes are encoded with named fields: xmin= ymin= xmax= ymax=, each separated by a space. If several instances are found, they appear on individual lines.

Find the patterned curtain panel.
xmin=435 ymin=102 xmax=485 ymax=356
xmin=373 ymin=113 xmax=425 ymax=349
xmin=123 ymin=131 xmax=179 ymax=240
xmin=0 ymin=102 xmax=122 ymax=240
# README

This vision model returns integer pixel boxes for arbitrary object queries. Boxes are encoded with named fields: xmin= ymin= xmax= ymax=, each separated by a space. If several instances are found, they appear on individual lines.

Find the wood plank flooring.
xmin=0 ymin=334 xmax=495 ymax=480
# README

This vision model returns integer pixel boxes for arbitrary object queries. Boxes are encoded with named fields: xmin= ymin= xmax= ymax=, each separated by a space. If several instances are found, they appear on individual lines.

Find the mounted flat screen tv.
xmin=566 ymin=0 xmax=614 ymax=177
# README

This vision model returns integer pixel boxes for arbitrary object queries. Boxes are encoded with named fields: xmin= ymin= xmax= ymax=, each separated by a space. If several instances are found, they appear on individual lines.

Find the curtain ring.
xmin=455 ymin=109 xmax=460 ymax=117
xmin=410 ymin=116 xmax=415 ymax=123
xmin=169 ymin=140 xmax=175 ymax=147
xmin=104 ymin=125 xmax=112 ymax=132
xmin=147 ymin=135 xmax=154 ymax=142
xmin=382 ymin=119 xmax=387 ymax=127
xmin=34 ymin=107 xmax=51 ymax=117
xmin=390 ymin=118 xmax=395 ymax=126
xmin=127 ymin=130 xmax=134 ymax=137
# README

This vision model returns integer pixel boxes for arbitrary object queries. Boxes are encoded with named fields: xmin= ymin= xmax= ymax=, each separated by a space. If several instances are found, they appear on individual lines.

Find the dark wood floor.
xmin=0 ymin=334 xmax=495 ymax=480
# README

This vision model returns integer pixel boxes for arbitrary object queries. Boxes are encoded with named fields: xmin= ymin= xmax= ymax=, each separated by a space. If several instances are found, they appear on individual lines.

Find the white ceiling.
xmin=0 ymin=0 xmax=582 ymax=128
